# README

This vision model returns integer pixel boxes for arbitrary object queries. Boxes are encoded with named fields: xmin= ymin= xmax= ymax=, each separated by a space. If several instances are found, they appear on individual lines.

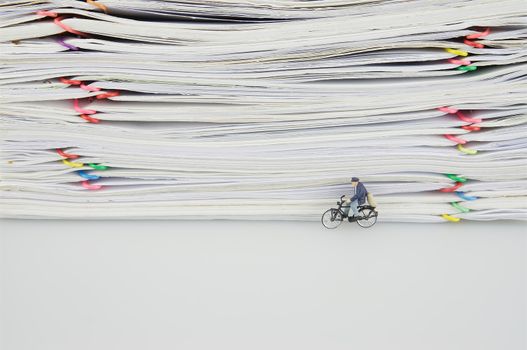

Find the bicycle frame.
xmin=333 ymin=200 xmax=350 ymax=219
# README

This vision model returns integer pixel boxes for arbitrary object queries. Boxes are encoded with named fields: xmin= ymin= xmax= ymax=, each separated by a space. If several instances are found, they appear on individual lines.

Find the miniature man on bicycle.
xmin=342 ymin=177 xmax=368 ymax=222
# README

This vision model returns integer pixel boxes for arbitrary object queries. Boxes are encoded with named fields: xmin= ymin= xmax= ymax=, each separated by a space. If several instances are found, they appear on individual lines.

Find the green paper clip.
xmin=451 ymin=202 xmax=470 ymax=213
xmin=457 ymin=65 xmax=477 ymax=71
xmin=88 ymin=163 xmax=108 ymax=170
xmin=445 ymin=174 xmax=467 ymax=183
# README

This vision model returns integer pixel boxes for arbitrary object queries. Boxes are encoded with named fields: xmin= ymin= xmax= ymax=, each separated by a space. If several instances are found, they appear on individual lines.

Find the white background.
xmin=1 ymin=220 xmax=525 ymax=350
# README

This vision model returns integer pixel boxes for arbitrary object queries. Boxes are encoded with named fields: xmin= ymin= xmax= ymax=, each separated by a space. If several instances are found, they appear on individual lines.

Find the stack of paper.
xmin=1 ymin=0 xmax=526 ymax=222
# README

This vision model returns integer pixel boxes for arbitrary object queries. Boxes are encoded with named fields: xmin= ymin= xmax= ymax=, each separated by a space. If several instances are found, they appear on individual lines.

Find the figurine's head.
xmin=351 ymin=177 xmax=359 ymax=187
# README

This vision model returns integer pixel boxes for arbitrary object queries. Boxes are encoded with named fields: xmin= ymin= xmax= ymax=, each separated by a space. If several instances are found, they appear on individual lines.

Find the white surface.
xmin=0 ymin=220 xmax=526 ymax=350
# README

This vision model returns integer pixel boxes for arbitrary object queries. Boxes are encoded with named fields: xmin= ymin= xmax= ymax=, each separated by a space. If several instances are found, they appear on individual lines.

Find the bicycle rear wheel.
xmin=357 ymin=208 xmax=377 ymax=228
xmin=321 ymin=209 xmax=343 ymax=229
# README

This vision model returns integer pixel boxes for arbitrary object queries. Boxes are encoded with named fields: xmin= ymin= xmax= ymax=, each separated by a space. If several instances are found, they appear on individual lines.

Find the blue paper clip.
xmin=77 ymin=170 xmax=100 ymax=181
xmin=455 ymin=191 xmax=478 ymax=201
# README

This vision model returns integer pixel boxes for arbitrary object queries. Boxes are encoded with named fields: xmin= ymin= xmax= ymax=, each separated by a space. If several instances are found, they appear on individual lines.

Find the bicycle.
xmin=321 ymin=195 xmax=378 ymax=229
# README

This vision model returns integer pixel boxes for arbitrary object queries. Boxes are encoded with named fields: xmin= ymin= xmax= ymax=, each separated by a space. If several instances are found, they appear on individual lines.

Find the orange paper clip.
xmin=87 ymin=0 xmax=108 ymax=13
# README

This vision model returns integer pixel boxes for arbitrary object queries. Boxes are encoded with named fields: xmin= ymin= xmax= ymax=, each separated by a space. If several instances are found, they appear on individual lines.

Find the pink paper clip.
xmin=73 ymin=99 xmax=97 ymax=115
xmin=448 ymin=58 xmax=471 ymax=66
xmin=36 ymin=10 xmax=58 ymax=18
xmin=444 ymin=134 xmax=467 ymax=145
xmin=82 ymin=181 xmax=103 ymax=190
xmin=80 ymin=83 xmax=101 ymax=92
xmin=456 ymin=111 xmax=482 ymax=124
xmin=438 ymin=106 xmax=458 ymax=114
xmin=54 ymin=16 xmax=89 ymax=37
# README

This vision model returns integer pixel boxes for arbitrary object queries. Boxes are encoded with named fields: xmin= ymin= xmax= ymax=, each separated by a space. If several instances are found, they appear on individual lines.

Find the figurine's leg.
xmin=350 ymin=200 xmax=359 ymax=217
xmin=342 ymin=205 xmax=350 ymax=217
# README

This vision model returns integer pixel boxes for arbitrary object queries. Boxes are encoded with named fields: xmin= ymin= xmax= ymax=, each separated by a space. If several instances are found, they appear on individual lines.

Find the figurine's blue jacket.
xmin=351 ymin=182 xmax=368 ymax=205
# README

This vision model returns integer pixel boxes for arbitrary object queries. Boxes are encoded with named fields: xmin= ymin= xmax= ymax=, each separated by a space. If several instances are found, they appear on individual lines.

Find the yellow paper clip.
xmin=62 ymin=159 xmax=84 ymax=168
xmin=445 ymin=48 xmax=469 ymax=57
xmin=457 ymin=144 xmax=478 ymax=155
xmin=441 ymin=214 xmax=461 ymax=222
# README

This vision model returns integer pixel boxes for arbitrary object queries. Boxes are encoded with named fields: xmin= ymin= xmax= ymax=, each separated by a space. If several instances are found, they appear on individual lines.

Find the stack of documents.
xmin=1 ymin=0 xmax=526 ymax=222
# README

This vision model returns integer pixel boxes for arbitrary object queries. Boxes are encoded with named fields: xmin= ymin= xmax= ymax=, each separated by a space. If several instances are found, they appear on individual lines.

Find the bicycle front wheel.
xmin=321 ymin=209 xmax=343 ymax=229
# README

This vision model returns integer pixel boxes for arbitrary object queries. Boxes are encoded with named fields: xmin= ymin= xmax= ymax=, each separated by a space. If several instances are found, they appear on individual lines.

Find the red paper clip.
xmin=56 ymin=148 xmax=79 ymax=159
xmin=60 ymin=77 xmax=82 ymax=86
xmin=461 ymin=125 xmax=481 ymax=131
xmin=96 ymin=90 xmax=120 ymax=99
xmin=466 ymin=28 xmax=490 ymax=40
xmin=440 ymin=182 xmax=464 ymax=192
xmin=463 ymin=39 xmax=484 ymax=49
xmin=80 ymin=114 xmax=101 ymax=123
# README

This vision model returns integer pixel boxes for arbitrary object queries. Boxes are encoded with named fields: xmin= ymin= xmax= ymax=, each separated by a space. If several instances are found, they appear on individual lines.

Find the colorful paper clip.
xmin=438 ymin=107 xmax=481 ymax=154
xmin=60 ymin=77 xmax=120 ymax=123
xmin=444 ymin=29 xmax=490 ymax=72
xmin=36 ymin=11 xmax=89 ymax=37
